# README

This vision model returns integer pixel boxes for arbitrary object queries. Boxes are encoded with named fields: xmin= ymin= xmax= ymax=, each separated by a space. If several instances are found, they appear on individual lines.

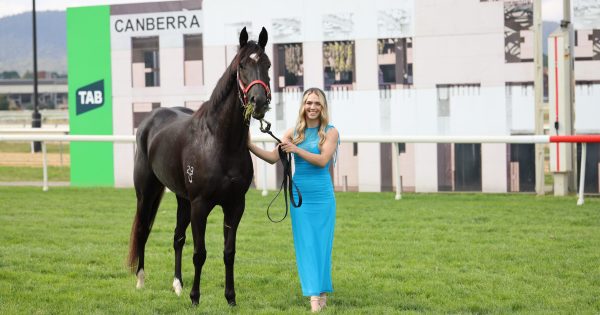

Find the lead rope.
xmin=258 ymin=119 xmax=302 ymax=223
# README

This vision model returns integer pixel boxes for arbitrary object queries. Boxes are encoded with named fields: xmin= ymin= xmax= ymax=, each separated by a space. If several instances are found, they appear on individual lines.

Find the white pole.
xmin=577 ymin=143 xmax=586 ymax=206
xmin=261 ymin=142 xmax=268 ymax=197
xmin=42 ymin=141 xmax=48 ymax=192
xmin=393 ymin=143 xmax=402 ymax=200
xmin=533 ymin=0 xmax=545 ymax=196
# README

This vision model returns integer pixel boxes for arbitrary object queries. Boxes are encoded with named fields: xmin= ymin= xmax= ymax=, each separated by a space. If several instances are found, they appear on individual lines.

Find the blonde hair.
xmin=292 ymin=87 xmax=330 ymax=146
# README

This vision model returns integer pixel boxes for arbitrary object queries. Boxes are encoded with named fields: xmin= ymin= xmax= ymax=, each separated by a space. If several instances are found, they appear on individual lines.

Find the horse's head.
xmin=237 ymin=27 xmax=271 ymax=120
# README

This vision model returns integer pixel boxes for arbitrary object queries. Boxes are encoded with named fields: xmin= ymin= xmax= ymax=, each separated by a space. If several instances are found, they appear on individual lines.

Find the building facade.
xmin=66 ymin=0 xmax=600 ymax=192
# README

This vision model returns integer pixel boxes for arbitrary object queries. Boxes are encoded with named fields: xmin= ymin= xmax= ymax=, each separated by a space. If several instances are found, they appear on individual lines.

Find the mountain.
xmin=0 ymin=11 xmax=66 ymax=76
xmin=0 ymin=12 xmax=562 ymax=77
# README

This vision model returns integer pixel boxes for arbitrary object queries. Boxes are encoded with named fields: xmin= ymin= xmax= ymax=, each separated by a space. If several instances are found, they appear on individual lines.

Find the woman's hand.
xmin=280 ymin=141 xmax=298 ymax=154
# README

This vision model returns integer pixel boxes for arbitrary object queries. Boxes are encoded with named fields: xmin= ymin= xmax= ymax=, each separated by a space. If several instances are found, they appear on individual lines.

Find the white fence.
xmin=1 ymin=132 xmax=599 ymax=206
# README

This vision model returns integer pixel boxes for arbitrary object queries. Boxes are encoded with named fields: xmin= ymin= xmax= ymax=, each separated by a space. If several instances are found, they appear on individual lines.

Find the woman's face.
xmin=304 ymin=92 xmax=322 ymax=121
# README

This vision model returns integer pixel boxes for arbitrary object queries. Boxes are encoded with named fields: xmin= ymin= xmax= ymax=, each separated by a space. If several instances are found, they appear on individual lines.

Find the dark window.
xmin=273 ymin=43 xmax=304 ymax=92
xmin=577 ymin=143 xmax=600 ymax=194
xmin=184 ymin=34 xmax=204 ymax=86
xmin=509 ymin=143 xmax=535 ymax=192
xmin=454 ymin=143 xmax=482 ymax=192
xmin=323 ymin=41 xmax=355 ymax=91
xmin=397 ymin=143 xmax=406 ymax=154
xmin=377 ymin=38 xmax=413 ymax=90
xmin=184 ymin=34 xmax=203 ymax=61
xmin=132 ymin=37 xmax=160 ymax=87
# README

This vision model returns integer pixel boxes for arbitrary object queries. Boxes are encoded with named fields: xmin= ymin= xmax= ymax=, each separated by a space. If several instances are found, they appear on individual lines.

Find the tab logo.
xmin=76 ymin=80 xmax=104 ymax=115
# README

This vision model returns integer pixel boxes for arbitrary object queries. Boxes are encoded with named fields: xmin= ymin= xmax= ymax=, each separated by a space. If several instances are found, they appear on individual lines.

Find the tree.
xmin=1 ymin=71 xmax=20 ymax=79
xmin=22 ymin=71 xmax=33 ymax=79
xmin=0 ymin=94 xmax=9 ymax=110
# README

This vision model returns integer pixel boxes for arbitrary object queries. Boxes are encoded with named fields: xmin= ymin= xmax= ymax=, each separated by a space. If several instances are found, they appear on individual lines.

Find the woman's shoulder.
xmin=324 ymin=124 xmax=339 ymax=142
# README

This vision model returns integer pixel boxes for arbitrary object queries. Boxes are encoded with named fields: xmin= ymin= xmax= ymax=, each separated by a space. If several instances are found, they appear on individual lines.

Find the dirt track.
xmin=0 ymin=152 xmax=70 ymax=167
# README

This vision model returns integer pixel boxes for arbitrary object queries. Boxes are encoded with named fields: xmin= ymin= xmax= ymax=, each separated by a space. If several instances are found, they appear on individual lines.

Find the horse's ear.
xmin=258 ymin=27 xmax=268 ymax=49
xmin=239 ymin=27 xmax=248 ymax=47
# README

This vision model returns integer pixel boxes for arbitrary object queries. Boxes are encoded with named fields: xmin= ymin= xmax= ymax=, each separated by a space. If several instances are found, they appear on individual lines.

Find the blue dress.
xmin=291 ymin=125 xmax=337 ymax=296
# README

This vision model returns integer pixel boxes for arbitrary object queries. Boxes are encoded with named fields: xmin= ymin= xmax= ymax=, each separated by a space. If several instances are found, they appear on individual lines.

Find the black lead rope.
xmin=259 ymin=119 xmax=302 ymax=223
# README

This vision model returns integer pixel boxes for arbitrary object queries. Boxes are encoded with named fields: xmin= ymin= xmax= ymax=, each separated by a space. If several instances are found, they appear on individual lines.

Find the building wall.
xmin=67 ymin=0 xmax=600 ymax=192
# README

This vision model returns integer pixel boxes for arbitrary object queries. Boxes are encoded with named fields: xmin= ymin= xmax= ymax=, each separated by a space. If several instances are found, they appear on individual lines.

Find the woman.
xmin=248 ymin=87 xmax=339 ymax=312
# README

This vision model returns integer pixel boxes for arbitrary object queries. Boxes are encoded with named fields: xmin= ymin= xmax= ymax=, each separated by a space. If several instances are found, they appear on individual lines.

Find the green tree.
xmin=0 ymin=94 xmax=9 ymax=110
xmin=1 ymin=71 xmax=20 ymax=79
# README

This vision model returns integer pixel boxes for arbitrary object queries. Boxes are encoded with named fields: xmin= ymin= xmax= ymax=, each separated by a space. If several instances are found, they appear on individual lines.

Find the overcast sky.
xmin=0 ymin=0 xmax=565 ymax=21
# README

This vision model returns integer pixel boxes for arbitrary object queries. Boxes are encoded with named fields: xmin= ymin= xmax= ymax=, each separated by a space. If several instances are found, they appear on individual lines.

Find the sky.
xmin=0 ymin=0 xmax=565 ymax=21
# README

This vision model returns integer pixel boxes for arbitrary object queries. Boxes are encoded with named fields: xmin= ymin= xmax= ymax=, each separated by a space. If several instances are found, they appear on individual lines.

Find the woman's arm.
xmin=280 ymin=128 xmax=339 ymax=168
xmin=247 ymin=129 xmax=292 ymax=164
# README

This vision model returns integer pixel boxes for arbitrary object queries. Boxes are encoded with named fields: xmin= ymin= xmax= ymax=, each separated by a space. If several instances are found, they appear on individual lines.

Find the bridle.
xmin=259 ymin=119 xmax=302 ymax=223
xmin=236 ymin=69 xmax=271 ymax=109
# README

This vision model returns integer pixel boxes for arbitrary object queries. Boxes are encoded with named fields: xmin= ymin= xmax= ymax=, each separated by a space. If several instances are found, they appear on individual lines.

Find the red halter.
xmin=237 ymin=70 xmax=271 ymax=107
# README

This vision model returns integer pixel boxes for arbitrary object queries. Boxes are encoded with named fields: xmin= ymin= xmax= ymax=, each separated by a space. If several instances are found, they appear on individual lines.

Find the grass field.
xmin=0 ymin=141 xmax=69 ymax=154
xmin=1 ymin=188 xmax=599 ymax=314
xmin=0 ymin=166 xmax=69 ymax=182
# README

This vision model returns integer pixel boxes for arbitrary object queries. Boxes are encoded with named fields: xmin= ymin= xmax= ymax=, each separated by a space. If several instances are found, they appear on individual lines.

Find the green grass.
xmin=1 ymin=188 xmax=599 ymax=314
xmin=0 ymin=141 xmax=70 ymax=153
xmin=0 ymin=166 xmax=70 ymax=181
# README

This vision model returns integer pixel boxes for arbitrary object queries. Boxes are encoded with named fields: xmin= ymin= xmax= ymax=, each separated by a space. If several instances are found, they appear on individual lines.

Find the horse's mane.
xmin=194 ymin=41 xmax=264 ymax=118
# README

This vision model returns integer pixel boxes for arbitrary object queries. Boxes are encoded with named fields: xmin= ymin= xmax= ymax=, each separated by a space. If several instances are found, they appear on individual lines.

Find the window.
xmin=377 ymin=38 xmax=413 ymax=89
xmin=323 ymin=41 xmax=355 ymax=91
xmin=132 ymin=37 xmax=160 ymax=87
xmin=184 ymin=34 xmax=204 ymax=86
xmin=397 ymin=143 xmax=406 ymax=154
xmin=132 ymin=102 xmax=160 ymax=129
xmin=273 ymin=43 xmax=304 ymax=92
xmin=504 ymin=1 xmax=533 ymax=63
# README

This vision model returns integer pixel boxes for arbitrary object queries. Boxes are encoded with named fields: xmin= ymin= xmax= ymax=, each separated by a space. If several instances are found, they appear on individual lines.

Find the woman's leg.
xmin=319 ymin=292 xmax=327 ymax=307
xmin=310 ymin=296 xmax=322 ymax=312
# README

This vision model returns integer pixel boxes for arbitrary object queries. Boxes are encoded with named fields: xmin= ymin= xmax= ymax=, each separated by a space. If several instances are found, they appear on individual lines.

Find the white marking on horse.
xmin=249 ymin=53 xmax=260 ymax=62
xmin=173 ymin=278 xmax=183 ymax=296
xmin=136 ymin=269 xmax=145 ymax=289
xmin=186 ymin=165 xmax=194 ymax=183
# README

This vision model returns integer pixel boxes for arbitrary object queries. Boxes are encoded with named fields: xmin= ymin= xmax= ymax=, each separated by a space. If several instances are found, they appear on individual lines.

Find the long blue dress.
xmin=291 ymin=125 xmax=337 ymax=297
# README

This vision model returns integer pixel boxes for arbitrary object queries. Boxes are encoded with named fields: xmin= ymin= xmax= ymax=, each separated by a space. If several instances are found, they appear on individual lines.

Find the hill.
xmin=0 ymin=11 xmax=66 ymax=76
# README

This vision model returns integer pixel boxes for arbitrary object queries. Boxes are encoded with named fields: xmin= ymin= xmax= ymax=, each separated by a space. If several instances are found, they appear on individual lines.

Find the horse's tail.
xmin=127 ymin=117 xmax=164 ymax=273
xmin=127 ymin=188 xmax=164 ymax=273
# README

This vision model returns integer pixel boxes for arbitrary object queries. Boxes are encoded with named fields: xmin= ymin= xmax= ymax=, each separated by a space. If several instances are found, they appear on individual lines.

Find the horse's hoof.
xmin=136 ymin=269 xmax=145 ymax=289
xmin=228 ymin=300 xmax=237 ymax=307
xmin=190 ymin=291 xmax=200 ymax=306
xmin=172 ymin=278 xmax=183 ymax=296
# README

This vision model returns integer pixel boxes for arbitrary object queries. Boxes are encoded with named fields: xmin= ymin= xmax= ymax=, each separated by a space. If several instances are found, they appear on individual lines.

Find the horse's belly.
xmin=151 ymin=159 xmax=187 ymax=195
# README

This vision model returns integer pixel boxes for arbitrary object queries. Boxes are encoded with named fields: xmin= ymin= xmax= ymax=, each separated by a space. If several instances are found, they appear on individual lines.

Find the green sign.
xmin=67 ymin=6 xmax=114 ymax=186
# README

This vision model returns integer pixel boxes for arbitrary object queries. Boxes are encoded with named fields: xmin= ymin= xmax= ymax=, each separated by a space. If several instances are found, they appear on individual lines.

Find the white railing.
xmin=1 ymin=133 xmax=599 ymax=205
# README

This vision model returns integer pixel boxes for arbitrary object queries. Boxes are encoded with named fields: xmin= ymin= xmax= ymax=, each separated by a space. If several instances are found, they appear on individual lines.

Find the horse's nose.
xmin=250 ymin=94 xmax=267 ymax=107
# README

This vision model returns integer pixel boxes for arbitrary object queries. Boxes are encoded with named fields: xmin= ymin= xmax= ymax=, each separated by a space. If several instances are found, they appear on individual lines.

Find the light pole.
xmin=31 ymin=0 xmax=42 ymax=152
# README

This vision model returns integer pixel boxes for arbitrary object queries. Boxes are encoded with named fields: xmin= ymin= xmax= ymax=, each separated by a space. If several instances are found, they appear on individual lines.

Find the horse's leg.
xmin=128 ymin=174 xmax=165 ymax=289
xmin=189 ymin=197 xmax=213 ymax=305
xmin=128 ymin=147 xmax=165 ymax=289
xmin=222 ymin=197 xmax=245 ymax=306
xmin=173 ymin=196 xmax=191 ymax=296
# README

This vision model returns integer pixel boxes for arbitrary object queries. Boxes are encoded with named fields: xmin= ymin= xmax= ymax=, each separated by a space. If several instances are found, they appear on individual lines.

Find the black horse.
xmin=127 ymin=27 xmax=271 ymax=306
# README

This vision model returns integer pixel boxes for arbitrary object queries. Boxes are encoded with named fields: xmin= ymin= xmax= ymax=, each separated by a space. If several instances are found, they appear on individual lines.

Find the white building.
xmin=68 ymin=0 xmax=600 ymax=193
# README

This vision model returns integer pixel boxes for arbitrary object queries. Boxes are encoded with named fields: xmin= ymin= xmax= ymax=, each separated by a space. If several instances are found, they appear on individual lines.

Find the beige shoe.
xmin=310 ymin=296 xmax=322 ymax=312
xmin=319 ymin=293 xmax=327 ymax=308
